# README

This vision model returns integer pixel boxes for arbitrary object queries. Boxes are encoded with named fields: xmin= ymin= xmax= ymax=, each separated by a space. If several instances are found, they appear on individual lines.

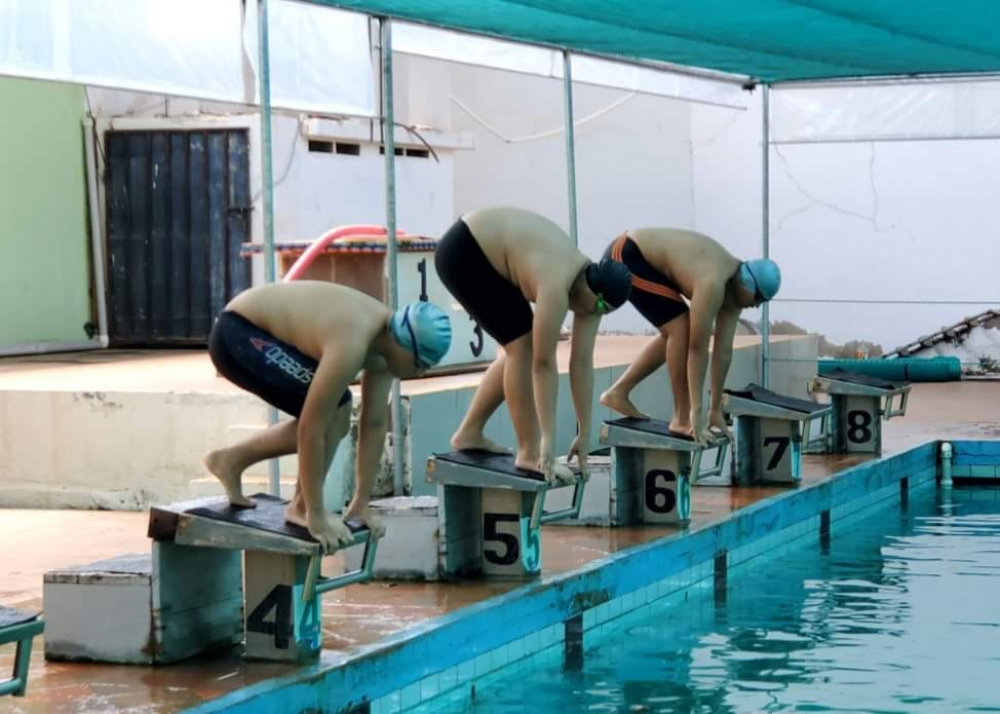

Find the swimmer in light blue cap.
xmin=599 ymin=228 xmax=781 ymax=445
xmin=203 ymin=281 xmax=451 ymax=553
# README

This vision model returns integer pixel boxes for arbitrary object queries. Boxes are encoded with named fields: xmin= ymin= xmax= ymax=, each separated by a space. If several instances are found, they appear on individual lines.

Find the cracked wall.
xmin=692 ymin=90 xmax=1000 ymax=353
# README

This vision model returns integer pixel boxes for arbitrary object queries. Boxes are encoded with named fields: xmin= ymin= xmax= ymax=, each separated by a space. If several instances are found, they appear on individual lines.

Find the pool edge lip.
xmin=188 ymin=440 xmax=950 ymax=714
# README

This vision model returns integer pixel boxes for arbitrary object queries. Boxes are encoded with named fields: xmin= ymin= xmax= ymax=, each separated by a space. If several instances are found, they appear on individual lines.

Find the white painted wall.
xmin=691 ymin=84 xmax=1000 ymax=355
xmin=444 ymin=60 xmax=696 ymax=335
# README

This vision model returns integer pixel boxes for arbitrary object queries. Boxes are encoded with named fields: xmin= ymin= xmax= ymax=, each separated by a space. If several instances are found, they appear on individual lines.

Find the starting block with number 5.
xmin=806 ymin=369 xmax=910 ymax=456
xmin=723 ymin=385 xmax=831 ymax=485
xmin=426 ymin=451 xmax=587 ymax=579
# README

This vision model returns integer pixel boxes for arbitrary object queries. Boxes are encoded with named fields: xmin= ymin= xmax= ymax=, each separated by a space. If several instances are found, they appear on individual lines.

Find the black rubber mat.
xmin=606 ymin=417 xmax=695 ymax=441
xmin=0 ymin=605 xmax=39 ymax=629
xmin=824 ymin=368 xmax=908 ymax=390
xmin=436 ymin=451 xmax=583 ymax=480
xmin=187 ymin=493 xmax=366 ymax=541
xmin=725 ymin=383 xmax=828 ymax=414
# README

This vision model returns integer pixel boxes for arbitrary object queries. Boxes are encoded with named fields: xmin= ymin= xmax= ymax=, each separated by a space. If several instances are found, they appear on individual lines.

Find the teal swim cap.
xmin=389 ymin=301 xmax=452 ymax=368
xmin=738 ymin=259 xmax=781 ymax=303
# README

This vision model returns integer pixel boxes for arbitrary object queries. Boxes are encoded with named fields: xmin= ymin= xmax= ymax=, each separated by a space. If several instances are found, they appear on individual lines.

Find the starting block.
xmin=426 ymin=451 xmax=586 ymax=578
xmin=592 ymin=417 xmax=729 ymax=526
xmin=807 ymin=369 xmax=911 ymax=455
xmin=0 ymin=606 xmax=43 ymax=697
xmin=148 ymin=493 xmax=377 ymax=662
xmin=723 ymin=384 xmax=831 ymax=485
xmin=44 ymin=549 xmax=243 ymax=665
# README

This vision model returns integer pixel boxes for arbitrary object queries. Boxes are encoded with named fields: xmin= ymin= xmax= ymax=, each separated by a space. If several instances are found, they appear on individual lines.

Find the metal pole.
xmin=381 ymin=18 xmax=406 ymax=496
xmin=563 ymin=50 xmax=579 ymax=245
xmin=257 ymin=0 xmax=281 ymax=495
xmin=760 ymin=84 xmax=771 ymax=389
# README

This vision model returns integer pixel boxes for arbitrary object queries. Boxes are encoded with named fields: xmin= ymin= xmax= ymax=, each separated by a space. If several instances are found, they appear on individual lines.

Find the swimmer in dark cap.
xmin=600 ymin=228 xmax=782 ymax=445
xmin=435 ymin=207 xmax=632 ymax=482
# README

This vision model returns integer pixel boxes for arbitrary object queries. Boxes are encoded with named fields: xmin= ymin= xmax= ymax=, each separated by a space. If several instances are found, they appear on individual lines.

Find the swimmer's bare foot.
xmin=668 ymin=418 xmax=693 ymax=438
xmin=204 ymin=449 xmax=256 ymax=508
xmin=284 ymin=496 xmax=308 ymax=529
xmin=450 ymin=429 xmax=511 ymax=454
xmin=600 ymin=388 xmax=648 ymax=419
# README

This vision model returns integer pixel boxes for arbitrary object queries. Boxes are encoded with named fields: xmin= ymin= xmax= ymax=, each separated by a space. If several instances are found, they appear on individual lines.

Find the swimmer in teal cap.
xmin=600 ymin=228 xmax=781 ymax=445
xmin=204 ymin=281 xmax=451 ymax=552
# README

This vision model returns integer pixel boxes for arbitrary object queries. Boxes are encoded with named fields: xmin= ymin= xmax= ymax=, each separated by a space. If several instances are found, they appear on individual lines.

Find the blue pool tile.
xmin=509 ymin=636 xmax=526 ymax=662
xmin=457 ymin=659 xmax=475 ymax=684
xmin=439 ymin=666 xmax=458 ymax=692
xmin=420 ymin=674 xmax=441 ymax=702
xmin=400 ymin=682 xmax=422 ymax=709
xmin=474 ymin=652 xmax=492 ymax=677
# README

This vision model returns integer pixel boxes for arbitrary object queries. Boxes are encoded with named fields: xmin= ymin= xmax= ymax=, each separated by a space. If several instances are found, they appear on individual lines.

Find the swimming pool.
xmin=404 ymin=484 xmax=1000 ymax=713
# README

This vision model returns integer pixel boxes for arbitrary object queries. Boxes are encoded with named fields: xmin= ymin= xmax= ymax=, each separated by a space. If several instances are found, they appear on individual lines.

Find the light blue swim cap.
xmin=738 ymin=259 xmax=781 ymax=302
xmin=389 ymin=301 xmax=452 ymax=368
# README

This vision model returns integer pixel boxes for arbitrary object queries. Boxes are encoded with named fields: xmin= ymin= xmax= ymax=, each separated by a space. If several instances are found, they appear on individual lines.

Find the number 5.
xmin=483 ymin=513 xmax=519 ymax=565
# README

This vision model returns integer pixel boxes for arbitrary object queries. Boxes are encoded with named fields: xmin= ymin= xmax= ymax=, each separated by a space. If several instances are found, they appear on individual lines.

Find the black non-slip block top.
xmin=605 ymin=417 xmax=695 ymax=441
xmin=823 ymin=368 xmax=909 ymax=390
xmin=724 ymin=383 xmax=828 ymax=414
xmin=435 ymin=451 xmax=547 ymax=480
xmin=0 ymin=605 xmax=39 ymax=629
xmin=186 ymin=493 xmax=366 ymax=541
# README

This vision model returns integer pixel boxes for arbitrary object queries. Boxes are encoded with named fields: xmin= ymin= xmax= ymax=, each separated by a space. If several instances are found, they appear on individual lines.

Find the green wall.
xmin=0 ymin=77 xmax=92 ymax=347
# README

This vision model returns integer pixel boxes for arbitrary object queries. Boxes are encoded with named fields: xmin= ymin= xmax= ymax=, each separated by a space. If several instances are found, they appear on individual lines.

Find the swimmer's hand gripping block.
xmin=427 ymin=451 xmax=587 ymax=529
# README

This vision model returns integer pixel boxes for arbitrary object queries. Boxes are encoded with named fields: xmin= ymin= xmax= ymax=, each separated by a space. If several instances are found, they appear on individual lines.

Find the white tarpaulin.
xmin=772 ymin=80 xmax=1000 ymax=143
xmin=0 ymin=0 xmax=375 ymax=116
xmin=392 ymin=22 xmax=749 ymax=110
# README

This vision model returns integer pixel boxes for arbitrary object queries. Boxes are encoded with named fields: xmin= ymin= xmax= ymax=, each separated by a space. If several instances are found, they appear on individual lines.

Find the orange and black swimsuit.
xmin=603 ymin=233 xmax=689 ymax=327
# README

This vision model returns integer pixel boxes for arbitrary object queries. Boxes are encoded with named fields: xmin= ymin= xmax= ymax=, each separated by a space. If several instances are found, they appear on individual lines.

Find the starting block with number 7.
xmin=723 ymin=385 xmax=831 ymax=485
xmin=426 ymin=451 xmax=587 ymax=579
xmin=806 ymin=369 xmax=911 ymax=456
xmin=148 ymin=493 xmax=377 ymax=662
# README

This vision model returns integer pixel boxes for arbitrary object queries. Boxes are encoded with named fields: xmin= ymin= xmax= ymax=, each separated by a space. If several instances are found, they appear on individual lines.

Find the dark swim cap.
xmin=584 ymin=259 xmax=632 ymax=311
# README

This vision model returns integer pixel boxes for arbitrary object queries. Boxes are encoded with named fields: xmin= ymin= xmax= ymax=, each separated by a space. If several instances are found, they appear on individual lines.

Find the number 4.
xmin=247 ymin=584 xmax=292 ymax=649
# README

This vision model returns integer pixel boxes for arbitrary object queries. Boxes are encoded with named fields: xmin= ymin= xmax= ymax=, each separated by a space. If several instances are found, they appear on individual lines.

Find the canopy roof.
xmin=316 ymin=0 xmax=1000 ymax=83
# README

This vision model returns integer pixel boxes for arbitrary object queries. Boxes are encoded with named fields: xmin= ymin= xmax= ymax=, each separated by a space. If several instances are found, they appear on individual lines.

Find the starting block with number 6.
xmin=806 ymin=369 xmax=911 ymax=456
xmin=148 ymin=493 xmax=377 ymax=662
xmin=723 ymin=384 xmax=831 ymax=485
xmin=592 ymin=417 xmax=729 ymax=526
xmin=426 ymin=451 xmax=586 ymax=579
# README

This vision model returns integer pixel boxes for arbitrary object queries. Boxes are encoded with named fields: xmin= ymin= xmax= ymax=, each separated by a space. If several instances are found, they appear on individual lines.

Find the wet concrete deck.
xmin=1 ymin=381 xmax=997 ymax=713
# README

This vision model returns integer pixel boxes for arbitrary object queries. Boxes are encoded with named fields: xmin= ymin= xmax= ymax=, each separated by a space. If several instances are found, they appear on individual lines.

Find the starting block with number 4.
xmin=806 ymin=369 xmax=911 ymax=456
xmin=426 ymin=451 xmax=587 ymax=579
xmin=148 ymin=494 xmax=377 ymax=662
xmin=723 ymin=385 xmax=831 ymax=485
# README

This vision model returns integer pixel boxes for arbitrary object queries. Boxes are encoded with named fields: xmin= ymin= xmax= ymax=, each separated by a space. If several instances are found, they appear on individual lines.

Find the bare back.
xmin=226 ymin=281 xmax=389 ymax=361
xmin=463 ymin=207 xmax=587 ymax=301
xmin=628 ymin=228 xmax=740 ymax=299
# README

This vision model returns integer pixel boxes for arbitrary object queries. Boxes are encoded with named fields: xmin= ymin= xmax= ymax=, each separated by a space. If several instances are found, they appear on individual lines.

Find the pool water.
xmin=410 ymin=488 xmax=1000 ymax=713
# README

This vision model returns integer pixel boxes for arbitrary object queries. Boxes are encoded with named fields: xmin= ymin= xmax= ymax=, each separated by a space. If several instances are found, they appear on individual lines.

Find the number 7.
xmin=763 ymin=436 xmax=790 ymax=471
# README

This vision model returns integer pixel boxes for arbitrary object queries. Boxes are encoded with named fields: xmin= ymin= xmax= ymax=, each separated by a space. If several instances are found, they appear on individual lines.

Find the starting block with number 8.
xmin=149 ymin=493 xmax=377 ymax=662
xmin=723 ymin=384 xmax=831 ymax=485
xmin=806 ymin=369 xmax=911 ymax=456
xmin=426 ymin=451 xmax=586 ymax=579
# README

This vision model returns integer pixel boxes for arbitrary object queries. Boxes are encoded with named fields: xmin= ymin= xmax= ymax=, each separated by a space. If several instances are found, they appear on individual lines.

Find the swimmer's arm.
xmin=710 ymin=307 xmax=740 ymax=414
xmin=569 ymin=312 xmax=600 ymax=450
xmin=298 ymin=348 xmax=364 ymax=521
xmin=533 ymin=287 xmax=569 ymax=467
xmin=686 ymin=285 xmax=725 ymax=434
xmin=351 ymin=368 xmax=393 ymax=512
